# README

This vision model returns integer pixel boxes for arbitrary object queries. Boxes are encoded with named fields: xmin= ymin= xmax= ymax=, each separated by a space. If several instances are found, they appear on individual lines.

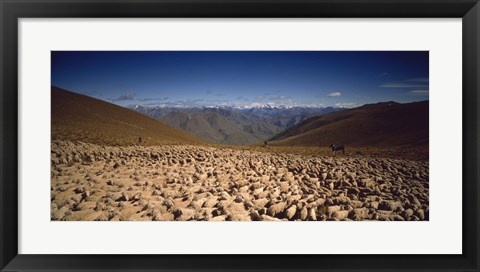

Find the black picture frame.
xmin=1 ymin=0 xmax=479 ymax=271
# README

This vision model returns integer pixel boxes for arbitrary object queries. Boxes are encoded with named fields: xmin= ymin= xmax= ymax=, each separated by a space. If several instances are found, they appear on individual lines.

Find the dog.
xmin=329 ymin=144 xmax=345 ymax=156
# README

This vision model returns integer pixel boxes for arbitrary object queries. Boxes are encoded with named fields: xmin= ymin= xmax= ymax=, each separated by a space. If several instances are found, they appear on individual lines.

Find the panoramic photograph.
xmin=51 ymin=51 xmax=429 ymax=221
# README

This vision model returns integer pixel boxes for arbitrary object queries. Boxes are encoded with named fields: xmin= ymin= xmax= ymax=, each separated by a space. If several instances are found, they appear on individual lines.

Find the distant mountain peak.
xmin=129 ymin=104 xmax=332 ymax=110
xmin=130 ymin=103 xmax=345 ymax=146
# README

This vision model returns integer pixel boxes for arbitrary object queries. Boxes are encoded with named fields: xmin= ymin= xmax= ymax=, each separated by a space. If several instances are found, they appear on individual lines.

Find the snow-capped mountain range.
xmin=130 ymin=104 xmax=343 ymax=145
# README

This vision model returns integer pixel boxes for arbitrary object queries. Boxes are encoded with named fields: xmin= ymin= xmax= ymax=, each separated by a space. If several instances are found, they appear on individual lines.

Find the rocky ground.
xmin=51 ymin=140 xmax=429 ymax=221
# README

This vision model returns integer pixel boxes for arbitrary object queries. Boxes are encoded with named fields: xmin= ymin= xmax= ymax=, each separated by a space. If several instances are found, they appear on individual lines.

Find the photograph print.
xmin=51 ymin=51 xmax=429 ymax=221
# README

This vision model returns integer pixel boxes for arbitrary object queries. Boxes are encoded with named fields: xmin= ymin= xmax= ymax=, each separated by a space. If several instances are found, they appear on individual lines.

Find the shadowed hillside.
xmin=270 ymin=101 xmax=428 ymax=148
xmin=51 ymin=86 xmax=204 ymax=146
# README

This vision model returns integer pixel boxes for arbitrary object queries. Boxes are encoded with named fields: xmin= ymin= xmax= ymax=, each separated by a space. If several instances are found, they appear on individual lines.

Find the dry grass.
xmin=271 ymin=101 xmax=428 ymax=148
xmin=52 ymin=86 xmax=205 ymax=146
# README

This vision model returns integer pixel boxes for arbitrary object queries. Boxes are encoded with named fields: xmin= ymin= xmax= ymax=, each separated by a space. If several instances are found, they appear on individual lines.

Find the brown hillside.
xmin=270 ymin=101 xmax=428 ymax=148
xmin=51 ymin=86 xmax=204 ymax=146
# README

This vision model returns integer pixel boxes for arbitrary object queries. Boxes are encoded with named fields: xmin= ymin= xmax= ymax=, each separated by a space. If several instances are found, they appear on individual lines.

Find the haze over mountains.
xmin=131 ymin=105 xmax=341 ymax=145
xmin=52 ymin=86 xmax=428 ymax=149
xmin=270 ymin=101 xmax=428 ymax=147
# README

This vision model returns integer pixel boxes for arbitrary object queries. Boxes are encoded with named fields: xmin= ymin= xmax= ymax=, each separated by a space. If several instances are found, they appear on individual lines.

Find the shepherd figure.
xmin=329 ymin=144 xmax=345 ymax=156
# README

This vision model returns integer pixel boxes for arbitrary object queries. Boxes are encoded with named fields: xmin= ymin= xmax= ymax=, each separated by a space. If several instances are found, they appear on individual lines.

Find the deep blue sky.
xmin=51 ymin=51 xmax=429 ymax=108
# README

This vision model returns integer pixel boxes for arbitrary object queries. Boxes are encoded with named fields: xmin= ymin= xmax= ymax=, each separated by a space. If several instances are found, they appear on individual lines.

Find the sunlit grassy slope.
xmin=51 ymin=86 xmax=205 ymax=146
